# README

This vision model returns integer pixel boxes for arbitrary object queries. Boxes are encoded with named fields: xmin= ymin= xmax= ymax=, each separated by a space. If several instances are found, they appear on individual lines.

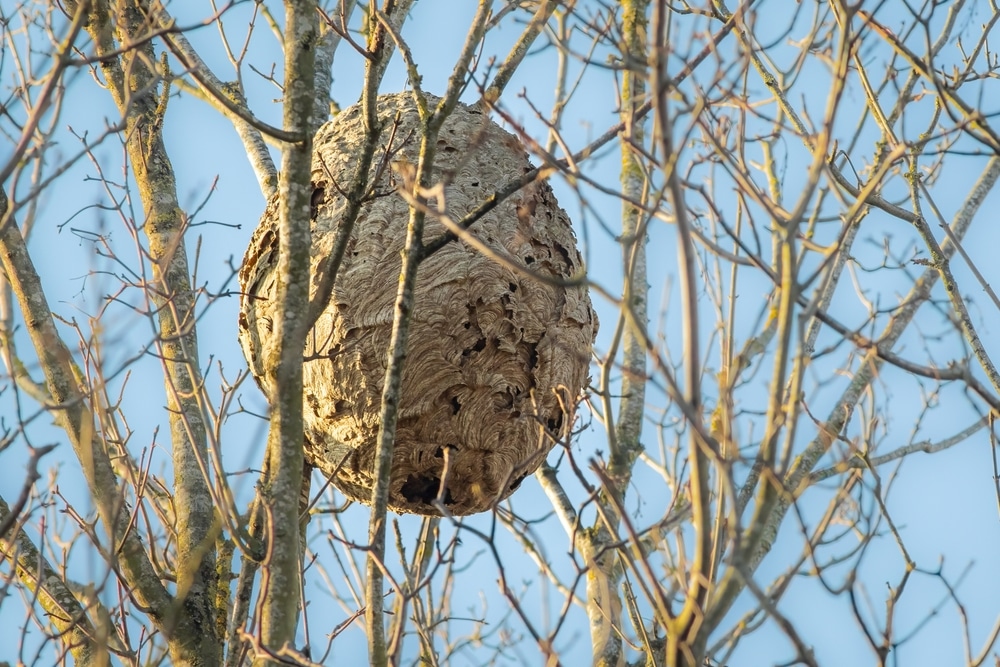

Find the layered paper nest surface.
xmin=239 ymin=93 xmax=597 ymax=515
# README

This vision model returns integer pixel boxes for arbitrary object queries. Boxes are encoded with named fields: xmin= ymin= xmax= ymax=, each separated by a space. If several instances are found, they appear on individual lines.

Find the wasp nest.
xmin=239 ymin=93 xmax=597 ymax=515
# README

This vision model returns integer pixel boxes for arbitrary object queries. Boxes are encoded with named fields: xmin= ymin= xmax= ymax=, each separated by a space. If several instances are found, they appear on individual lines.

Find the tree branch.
xmin=0 ymin=494 xmax=111 ymax=667
xmin=254 ymin=1 xmax=318 ymax=663
xmin=0 ymin=186 xmax=175 ymax=649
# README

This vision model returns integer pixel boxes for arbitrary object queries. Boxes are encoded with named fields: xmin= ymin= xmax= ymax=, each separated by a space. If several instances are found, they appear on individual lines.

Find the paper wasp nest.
xmin=239 ymin=93 xmax=596 ymax=515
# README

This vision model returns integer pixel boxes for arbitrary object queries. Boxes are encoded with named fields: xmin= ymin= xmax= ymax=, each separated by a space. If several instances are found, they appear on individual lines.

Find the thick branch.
xmin=83 ymin=1 xmax=222 ymax=662
xmin=152 ymin=6 xmax=279 ymax=198
xmin=0 ymin=495 xmax=110 ymax=667
xmin=0 ymin=187 xmax=174 ymax=641
xmin=254 ymin=1 xmax=317 ymax=664
xmin=584 ymin=2 xmax=650 ymax=665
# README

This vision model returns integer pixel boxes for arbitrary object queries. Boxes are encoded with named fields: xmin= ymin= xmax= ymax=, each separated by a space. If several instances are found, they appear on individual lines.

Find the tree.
xmin=2 ymin=1 xmax=999 ymax=666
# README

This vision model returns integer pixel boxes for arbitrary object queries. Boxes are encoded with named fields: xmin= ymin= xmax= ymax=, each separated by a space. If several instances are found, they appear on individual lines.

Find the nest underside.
xmin=239 ymin=93 xmax=596 ymax=515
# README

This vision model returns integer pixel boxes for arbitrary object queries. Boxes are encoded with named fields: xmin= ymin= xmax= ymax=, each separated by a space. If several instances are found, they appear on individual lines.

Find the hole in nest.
xmin=434 ymin=444 xmax=459 ymax=459
xmin=450 ymin=396 xmax=461 ymax=414
xmin=501 ymin=390 xmax=515 ymax=409
xmin=310 ymin=182 xmax=327 ymax=218
xmin=401 ymin=473 xmax=453 ymax=505
xmin=509 ymin=282 xmax=517 ymax=292
xmin=524 ymin=255 xmax=535 ymax=265
xmin=508 ymin=473 xmax=528 ymax=492
xmin=462 ymin=338 xmax=487 ymax=357
xmin=553 ymin=241 xmax=572 ymax=268
xmin=546 ymin=412 xmax=564 ymax=433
